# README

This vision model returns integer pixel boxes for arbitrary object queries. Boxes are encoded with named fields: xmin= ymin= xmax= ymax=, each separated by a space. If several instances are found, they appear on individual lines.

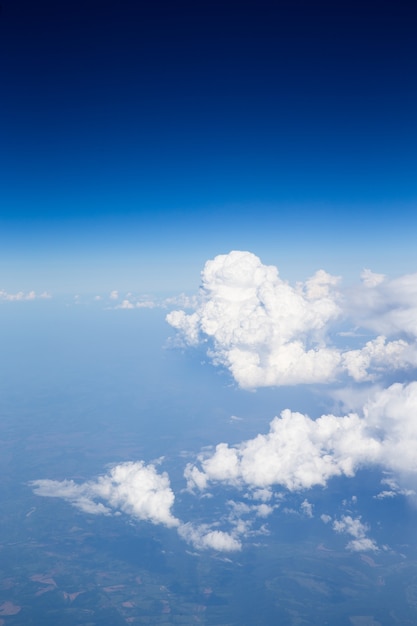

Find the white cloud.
xmin=163 ymin=293 xmax=200 ymax=310
xmin=360 ymin=268 xmax=386 ymax=288
xmin=115 ymin=298 xmax=157 ymax=310
xmin=167 ymin=251 xmax=342 ymax=387
xmin=249 ymin=488 xmax=274 ymax=502
xmin=348 ymin=271 xmax=417 ymax=338
xmin=341 ymin=336 xmax=410 ymax=382
xmin=255 ymin=503 xmax=274 ymax=517
xmin=374 ymin=477 xmax=415 ymax=500
xmin=333 ymin=514 xmax=366 ymax=537
xmin=135 ymin=300 xmax=156 ymax=309
xmin=364 ymin=382 xmax=417 ymax=476
xmin=347 ymin=537 xmax=379 ymax=552
xmin=178 ymin=523 xmax=242 ymax=552
xmin=301 ymin=499 xmax=314 ymax=518
xmin=117 ymin=299 xmax=135 ymax=309
xmin=185 ymin=409 xmax=378 ymax=492
xmin=31 ymin=461 xmax=179 ymax=528
xmin=30 ymin=478 xmax=112 ymax=515
xmin=332 ymin=515 xmax=378 ymax=552
xmin=105 ymin=292 xmax=198 ymax=312
xmin=31 ymin=462 xmax=247 ymax=554
xmin=0 ymin=289 xmax=52 ymax=301
xmin=184 ymin=382 xmax=417 ymax=494
xmin=167 ymin=251 xmax=415 ymax=388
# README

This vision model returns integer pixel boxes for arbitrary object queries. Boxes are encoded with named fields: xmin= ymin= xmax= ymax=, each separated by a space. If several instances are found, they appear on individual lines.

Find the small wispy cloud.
xmin=374 ymin=476 xmax=416 ymax=500
xmin=332 ymin=515 xmax=378 ymax=552
xmin=0 ymin=290 xmax=52 ymax=301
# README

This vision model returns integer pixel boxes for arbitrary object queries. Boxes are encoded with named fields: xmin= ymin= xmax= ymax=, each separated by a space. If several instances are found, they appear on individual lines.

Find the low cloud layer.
xmin=29 ymin=252 xmax=417 ymax=555
xmin=167 ymin=251 xmax=416 ymax=387
xmin=30 ymin=385 xmax=417 ymax=555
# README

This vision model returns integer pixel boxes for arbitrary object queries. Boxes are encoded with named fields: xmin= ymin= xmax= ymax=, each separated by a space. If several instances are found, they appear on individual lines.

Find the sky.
xmin=2 ymin=3 xmax=417 ymax=620
xmin=1 ymin=0 xmax=416 ymax=294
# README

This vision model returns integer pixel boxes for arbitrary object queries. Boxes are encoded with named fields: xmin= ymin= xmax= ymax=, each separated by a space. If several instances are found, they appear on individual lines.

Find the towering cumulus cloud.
xmin=167 ymin=251 xmax=413 ymax=387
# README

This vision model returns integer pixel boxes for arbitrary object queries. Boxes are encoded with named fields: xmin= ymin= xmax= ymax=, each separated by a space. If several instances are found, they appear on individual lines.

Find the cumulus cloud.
xmin=31 ymin=462 xmax=246 ymax=553
xmin=31 ymin=461 xmax=179 ymax=528
xmin=363 ymin=382 xmax=417 ymax=476
xmin=177 ymin=495 xmax=274 ymax=553
xmin=332 ymin=515 xmax=378 ymax=552
xmin=178 ymin=523 xmax=242 ymax=552
xmin=341 ymin=336 xmax=410 ymax=382
xmin=117 ymin=299 xmax=135 ymax=309
xmin=184 ymin=410 xmax=377 ymax=492
xmin=184 ymin=382 xmax=417 ymax=494
xmin=248 ymin=488 xmax=274 ymax=502
xmin=167 ymin=251 xmax=415 ymax=388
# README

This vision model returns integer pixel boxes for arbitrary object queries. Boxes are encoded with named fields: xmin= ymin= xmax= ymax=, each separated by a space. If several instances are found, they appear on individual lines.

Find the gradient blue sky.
xmin=1 ymin=0 xmax=416 ymax=294
xmin=3 ymin=5 xmax=417 ymax=615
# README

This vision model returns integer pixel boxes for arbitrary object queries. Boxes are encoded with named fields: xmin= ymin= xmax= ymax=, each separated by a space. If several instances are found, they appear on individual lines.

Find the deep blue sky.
xmin=1 ymin=0 xmax=416 ymax=293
